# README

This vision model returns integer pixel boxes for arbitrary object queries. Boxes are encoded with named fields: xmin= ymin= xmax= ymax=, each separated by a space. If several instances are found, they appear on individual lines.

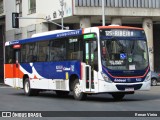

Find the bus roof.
xmin=5 ymin=29 xmax=83 ymax=46
xmin=31 ymin=30 xmax=73 ymax=38
xmin=98 ymin=25 xmax=144 ymax=30
xmin=5 ymin=25 xmax=144 ymax=46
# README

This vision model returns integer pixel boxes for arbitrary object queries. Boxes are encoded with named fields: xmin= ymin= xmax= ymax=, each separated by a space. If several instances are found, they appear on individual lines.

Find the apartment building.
xmin=3 ymin=0 xmax=160 ymax=74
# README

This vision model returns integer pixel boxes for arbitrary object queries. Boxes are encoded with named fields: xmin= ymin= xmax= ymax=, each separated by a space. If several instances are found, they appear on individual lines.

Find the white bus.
xmin=4 ymin=25 xmax=151 ymax=100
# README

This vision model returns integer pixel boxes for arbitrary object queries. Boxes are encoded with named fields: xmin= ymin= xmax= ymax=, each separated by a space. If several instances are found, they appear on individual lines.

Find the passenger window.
xmin=37 ymin=41 xmax=49 ymax=62
xmin=49 ymin=39 xmax=66 ymax=61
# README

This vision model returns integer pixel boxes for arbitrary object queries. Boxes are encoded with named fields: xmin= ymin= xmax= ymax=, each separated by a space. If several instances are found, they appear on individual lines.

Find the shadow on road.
xmin=7 ymin=89 xmax=160 ymax=103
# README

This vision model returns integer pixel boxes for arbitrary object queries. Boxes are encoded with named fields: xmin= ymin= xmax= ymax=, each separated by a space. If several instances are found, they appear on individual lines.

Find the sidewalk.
xmin=0 ymin=82 xmax=4 ymax=85
xmin=0 ymin=82 xmax=9 ymax=87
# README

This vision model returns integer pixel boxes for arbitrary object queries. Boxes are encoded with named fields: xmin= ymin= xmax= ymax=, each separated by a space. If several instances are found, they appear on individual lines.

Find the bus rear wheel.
xmin=111 ymin=93 xmax=125 ymax=101
xmin=72 ymin=79 xmax=87 ymax=100
xmin=24 ymin=78 xmax=39 ymax=96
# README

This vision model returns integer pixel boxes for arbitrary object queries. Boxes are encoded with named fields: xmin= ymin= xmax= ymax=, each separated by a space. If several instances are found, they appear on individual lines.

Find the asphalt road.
xmin=0 ymin=84 xmax=160 ymax=120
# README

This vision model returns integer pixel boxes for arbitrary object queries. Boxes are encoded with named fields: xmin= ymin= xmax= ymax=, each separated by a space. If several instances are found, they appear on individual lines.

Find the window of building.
xmin=15 ymin=28 xmax=22 ymax=40
xmin=0 ymin=0 xmax=4 ymax=14
xmin=27 ymin=30 xmax=36 ymax=38
xmin=27 ymin=25 xmax=36 ymax=37
xmin=28 ymin=0 xmax=36 ymax=14
xmin=15 ymin=33 xmax=22 ymax=40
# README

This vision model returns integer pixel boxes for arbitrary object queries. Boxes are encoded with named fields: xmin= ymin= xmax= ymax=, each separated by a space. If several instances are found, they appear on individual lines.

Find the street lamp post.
xmin=102 ymin=0 xmax=105 ymax=26
xmin=60 ymin=0 xmax=64 ymax=30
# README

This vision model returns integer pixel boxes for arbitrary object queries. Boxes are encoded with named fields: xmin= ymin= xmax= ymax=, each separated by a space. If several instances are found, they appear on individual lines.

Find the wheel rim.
xmin=74 ymin=83 xmax=81 ymax=97
xmin=25 ymin=81 xmax=29 ymax=93
xmin=152 ymin=79 xmax=157 ymax=86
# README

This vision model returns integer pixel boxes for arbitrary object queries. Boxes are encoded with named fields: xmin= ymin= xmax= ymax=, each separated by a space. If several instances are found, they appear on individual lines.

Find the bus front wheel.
xmin=72 ymin=79 xmax=87 ymax=100
xmin=24 ymin=78 xmax=39 ymax=96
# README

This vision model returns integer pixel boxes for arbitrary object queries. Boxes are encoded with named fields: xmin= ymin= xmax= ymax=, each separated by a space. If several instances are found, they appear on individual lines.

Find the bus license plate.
xmin=125 ymin=88 xmax=134 ymax=91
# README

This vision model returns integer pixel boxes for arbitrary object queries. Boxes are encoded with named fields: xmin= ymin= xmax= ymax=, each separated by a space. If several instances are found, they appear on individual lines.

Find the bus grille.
xmin=116 ymin=84 xmax=142 ymax=91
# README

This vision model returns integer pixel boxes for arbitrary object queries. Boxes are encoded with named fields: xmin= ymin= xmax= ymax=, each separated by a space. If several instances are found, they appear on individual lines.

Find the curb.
xmin=0 ymin=83 xmax=9 ymax=87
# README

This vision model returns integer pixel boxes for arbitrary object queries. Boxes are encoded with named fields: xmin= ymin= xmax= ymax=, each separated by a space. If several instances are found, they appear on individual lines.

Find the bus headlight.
xmin=144 ymin=71 xmax=151 ymax=82
xmin=101 ymin=72 xmax=112 ymax=83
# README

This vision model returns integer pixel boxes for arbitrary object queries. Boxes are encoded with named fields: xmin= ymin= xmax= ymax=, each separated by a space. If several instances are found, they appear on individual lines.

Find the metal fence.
xmin=75 ymin=0 xmax=160 ymax=8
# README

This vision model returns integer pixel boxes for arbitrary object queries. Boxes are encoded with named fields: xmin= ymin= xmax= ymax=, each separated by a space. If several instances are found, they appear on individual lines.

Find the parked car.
xmin=151 ymin=71 xmax=160 ymax=86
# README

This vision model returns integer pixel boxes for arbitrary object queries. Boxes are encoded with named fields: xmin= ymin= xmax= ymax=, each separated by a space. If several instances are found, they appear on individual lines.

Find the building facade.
xmin=0 ymin=0 xmax=5 ymax=82
xmin=3 ymin=0 xmax=160 ymax=74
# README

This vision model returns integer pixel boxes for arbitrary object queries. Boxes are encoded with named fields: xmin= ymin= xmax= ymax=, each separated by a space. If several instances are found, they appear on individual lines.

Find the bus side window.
xmin=37 ymin=41 xmax=49 ymax=62
xmin=49 ymin=39 xmax=66 ymax=61
xmin=26 ymin=43 xmax=37 ymax=62
xmin=21 ymin=44 xmax=27 ymax=63
xmin=49 ymin=41 xmax=58 ymax=61
xmin=68 ymin=36 xmax=83 ymax=61
xmin=5 ymin=46 xmax=13 ymax=64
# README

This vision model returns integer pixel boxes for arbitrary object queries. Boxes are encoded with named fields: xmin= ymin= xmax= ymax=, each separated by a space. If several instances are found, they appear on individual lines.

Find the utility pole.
xmin=102 ymin=0 xmax=105 ymax=26
xmin=60 ymin=0 xmax=64 ymax=30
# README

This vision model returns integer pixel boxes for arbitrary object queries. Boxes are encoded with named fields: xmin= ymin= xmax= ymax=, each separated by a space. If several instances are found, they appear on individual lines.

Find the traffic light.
xmin=12 ymin=12 xmax=19 ymax=28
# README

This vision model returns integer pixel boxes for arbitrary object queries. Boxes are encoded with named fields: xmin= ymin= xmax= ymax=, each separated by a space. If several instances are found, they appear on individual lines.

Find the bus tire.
xmin=56 ymin=91 xmax=69 ymax=97
xmin=24 ymin=78 xmax=39 ymax=96
xmin=72 ymin=79 xmax=87 ymax=100
xmin=111 ymin=93 xmax=125 ymax=101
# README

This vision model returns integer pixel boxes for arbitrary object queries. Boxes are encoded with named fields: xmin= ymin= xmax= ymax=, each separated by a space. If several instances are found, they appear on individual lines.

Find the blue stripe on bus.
xmin=20 ymin=61 xmax=81 ymax=79
xmin=9 ymin=30 xmax=83 ymax=45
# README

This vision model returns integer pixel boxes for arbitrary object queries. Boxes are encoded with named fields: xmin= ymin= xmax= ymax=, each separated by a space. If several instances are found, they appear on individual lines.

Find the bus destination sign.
xmin=100 ymin=29 xmax=145 ymax=38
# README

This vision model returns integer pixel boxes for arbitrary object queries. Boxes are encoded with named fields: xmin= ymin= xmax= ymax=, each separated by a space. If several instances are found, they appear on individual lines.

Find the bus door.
xmin=13 ymin=47 xmax=21 ymax=87
xmin=84 ymin=35 xmax=97 ymax=92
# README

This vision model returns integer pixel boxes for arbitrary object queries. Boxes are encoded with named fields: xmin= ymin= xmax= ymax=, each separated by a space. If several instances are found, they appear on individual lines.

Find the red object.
xmin=13 ymin=44 xmax=21 ymax=49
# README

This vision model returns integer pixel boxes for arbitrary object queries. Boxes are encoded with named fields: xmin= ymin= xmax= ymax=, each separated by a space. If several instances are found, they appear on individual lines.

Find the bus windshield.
xmin=101 ymin=39 xmax=149 ymax=70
